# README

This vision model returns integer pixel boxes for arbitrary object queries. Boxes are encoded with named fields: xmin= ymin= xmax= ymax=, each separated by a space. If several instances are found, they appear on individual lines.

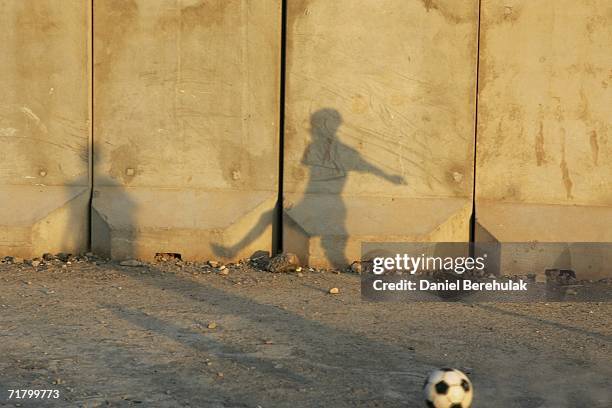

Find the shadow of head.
xmin=310 ymin=108 xmax=342 ymax=140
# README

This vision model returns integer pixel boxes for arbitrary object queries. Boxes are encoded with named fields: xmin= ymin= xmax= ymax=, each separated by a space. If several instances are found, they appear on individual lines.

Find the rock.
xmin=56 ymin=253 xmax=70 ymax=262
xmin=13 ymin=257 xmax=24 ymax=264
xmin=545 ymin=268 xmax=577 ymax=284
xmin=31 ymin=260 xmax=41 ymax=267
xmin=208 ymin=260 xmax=220 ymax=268
xmin=219 ymin=269 xmax=229 ymax=276
xmin=218 ymin=265 xmax=226 ymax=271
xmin=350 ymin=261 xmax=362 ymax=274
xmin=329 ymin=287 xmax=339 ymax=294
xmin=207 ymin=322 xmax=217 ymax=329
xmin=120 ymin=259 xmax=144 ymax=267
xmin=249 ymin=250 xmax=271 ymax=269
xmin=42 ymin=253 xmax=55 ymax=261
xmin=268 ymin=252 xmax=300 ymax=273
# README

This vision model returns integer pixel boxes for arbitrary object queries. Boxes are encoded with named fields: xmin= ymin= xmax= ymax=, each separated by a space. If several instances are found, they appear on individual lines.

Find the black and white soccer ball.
xmin=423 ymin=368 xmax=473 ymax=408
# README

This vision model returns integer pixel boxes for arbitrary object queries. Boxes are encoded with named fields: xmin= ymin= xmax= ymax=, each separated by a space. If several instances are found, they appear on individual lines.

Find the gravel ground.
xmin=0 ymin=255 xmax=610 ymax=407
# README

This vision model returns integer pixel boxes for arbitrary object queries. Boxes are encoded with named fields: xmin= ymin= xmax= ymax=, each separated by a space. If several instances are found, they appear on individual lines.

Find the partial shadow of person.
xmin=90 ymin=141 xmax=136 ymax=261
xmin=212 ymin=108 xmax=405 ymax=268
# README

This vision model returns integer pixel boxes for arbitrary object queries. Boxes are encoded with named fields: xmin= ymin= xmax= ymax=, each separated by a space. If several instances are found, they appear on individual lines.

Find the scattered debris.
xmin=545 ymin=268 xmax=577 ymax=285
xmin=56 ymin=253 xmax=70 ymax=262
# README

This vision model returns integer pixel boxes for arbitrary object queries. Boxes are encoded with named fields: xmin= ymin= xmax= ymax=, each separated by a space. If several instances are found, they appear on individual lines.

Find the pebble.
xmin=329 ymin=287 xmax=339 ymax=294
xmin=208 ymin=260 xmax=220 ymax=268
xmin=31 ymin=260 xmax=41 ymax=267
xmin=350 ymin=261 xmax=362 ymax=274
xmin=207 ymin=322 xmax=217 ymax=329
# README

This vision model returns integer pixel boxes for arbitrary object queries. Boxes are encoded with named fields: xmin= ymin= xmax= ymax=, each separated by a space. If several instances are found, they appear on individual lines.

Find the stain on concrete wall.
xmin=477 ymin=0 xmax=612 ymax=208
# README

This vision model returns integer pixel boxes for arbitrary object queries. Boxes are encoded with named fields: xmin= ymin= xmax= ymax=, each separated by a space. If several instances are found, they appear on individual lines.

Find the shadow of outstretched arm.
xmin=346 ymin=145 xmax=406 ymax=185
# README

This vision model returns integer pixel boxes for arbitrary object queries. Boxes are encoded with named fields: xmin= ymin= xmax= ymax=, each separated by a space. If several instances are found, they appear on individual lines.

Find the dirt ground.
xmin=0 ymin=256 xmax=610 ymax=407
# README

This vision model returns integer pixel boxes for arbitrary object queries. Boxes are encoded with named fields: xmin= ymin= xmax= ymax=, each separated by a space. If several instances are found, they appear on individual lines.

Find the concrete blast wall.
xmin=1 ymin=0 xmax=610 ymax=270
xmin=0 ymin=0 xmax=91 ymax=258
xmin=91 ymin=0 xmax=281 ymax=261
xmin=475 ymin=0 xmax=612 ymax=278
xmin=283 ymin=0 xmax=479 ymax=268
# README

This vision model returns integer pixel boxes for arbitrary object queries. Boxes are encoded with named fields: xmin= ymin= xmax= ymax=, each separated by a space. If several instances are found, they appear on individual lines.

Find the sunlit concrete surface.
xmin=0 ymin=0 xmax=91 ymax=258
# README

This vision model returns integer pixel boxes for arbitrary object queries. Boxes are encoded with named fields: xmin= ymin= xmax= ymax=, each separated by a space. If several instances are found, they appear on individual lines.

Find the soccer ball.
xmin=423 ymin=368 xmax=473 ymax=408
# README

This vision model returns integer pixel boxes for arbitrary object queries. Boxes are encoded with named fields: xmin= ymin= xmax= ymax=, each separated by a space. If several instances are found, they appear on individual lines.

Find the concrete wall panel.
xmin=0 ymin=0 xmax=91 ymax=258
xmin=476 ymin=0 xmax=612 ymax=278
xmin=92 ymin=0 xmax=281 ymax=261
xmin=283 ymin=0 xmax=479 ymax=267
